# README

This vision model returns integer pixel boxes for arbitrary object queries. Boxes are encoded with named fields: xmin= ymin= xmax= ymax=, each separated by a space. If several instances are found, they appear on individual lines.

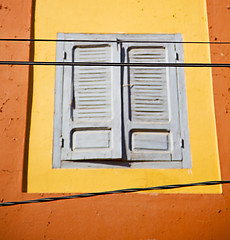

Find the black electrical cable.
xmin=0 ymin=180 xmax=229 ymax=207
xmin=1 ymin=38 xmax=230 ymax=44
xmin=0 ymin=40 xmax=229 ymax=208
xmin=1 ymin=61 xmax=230 ymax=67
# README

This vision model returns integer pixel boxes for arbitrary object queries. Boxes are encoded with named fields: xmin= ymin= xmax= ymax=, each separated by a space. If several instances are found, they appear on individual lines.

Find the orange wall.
xmin=0 ymin=0 xmax=230 ymax=239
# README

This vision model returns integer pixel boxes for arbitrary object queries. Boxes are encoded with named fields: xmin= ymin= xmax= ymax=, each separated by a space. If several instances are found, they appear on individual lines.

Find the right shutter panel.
xmin=61 ymin=39 xmax=121 ymax=161
xmin=123 ymin=43 xmax=182 ymax=161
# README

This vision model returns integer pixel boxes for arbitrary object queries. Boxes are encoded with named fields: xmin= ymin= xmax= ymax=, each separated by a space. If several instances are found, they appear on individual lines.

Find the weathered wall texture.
xmin=0 ymin=0 xmax=230 ymax=239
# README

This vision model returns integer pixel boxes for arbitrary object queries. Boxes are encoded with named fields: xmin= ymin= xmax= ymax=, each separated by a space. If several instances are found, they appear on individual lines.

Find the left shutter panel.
xmin=61 ymin=36 xmax=122 ymax=161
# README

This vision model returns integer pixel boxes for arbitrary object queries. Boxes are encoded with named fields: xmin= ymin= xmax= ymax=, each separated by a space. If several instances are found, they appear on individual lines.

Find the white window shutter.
xmin=123 ymin=42 xmax=182 ymax=161
xmin=61 ymin=36 xmax=122 ymax=161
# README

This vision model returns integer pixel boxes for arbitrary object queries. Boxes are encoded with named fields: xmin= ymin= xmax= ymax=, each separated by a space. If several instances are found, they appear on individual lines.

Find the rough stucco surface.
xmin=0 ymin=0 xmax=230 ymax=239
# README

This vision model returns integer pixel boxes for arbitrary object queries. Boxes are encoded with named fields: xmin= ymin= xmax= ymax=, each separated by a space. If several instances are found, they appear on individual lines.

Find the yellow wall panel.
xmin=28 ymin=0 xmax=221 ymax=193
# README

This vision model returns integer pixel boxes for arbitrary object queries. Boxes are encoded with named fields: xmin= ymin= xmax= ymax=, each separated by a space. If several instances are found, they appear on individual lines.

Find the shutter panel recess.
xmin=73 ymin=45 xmax=112 ymax=122
xmin=130 ymin=47 xmax=169 ymax=122
xmin=61 ymin=39 xmax=121 ymax=161
xmin=123 ymin=43 xmax=182 ymax=161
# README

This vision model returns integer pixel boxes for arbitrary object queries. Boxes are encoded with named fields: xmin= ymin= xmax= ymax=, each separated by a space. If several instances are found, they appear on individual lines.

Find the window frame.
xmin=53 ymin=33 xmax=191 ymax=169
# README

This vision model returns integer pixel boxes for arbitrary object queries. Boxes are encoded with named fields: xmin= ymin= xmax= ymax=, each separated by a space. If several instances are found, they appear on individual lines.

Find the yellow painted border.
xmin=28 ymin=0 xmax=221 ymax=193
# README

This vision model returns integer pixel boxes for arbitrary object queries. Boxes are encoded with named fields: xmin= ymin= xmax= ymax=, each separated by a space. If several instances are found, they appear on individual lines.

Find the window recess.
xmin=53 ymin=33 xmax=191 ymax=169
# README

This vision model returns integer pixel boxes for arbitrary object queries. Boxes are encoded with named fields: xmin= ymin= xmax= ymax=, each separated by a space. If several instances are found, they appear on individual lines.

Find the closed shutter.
xmin=61 ymin=39 xmax=122 ymax=161
xmin=123 ymin=42 xmax=182 ymax=161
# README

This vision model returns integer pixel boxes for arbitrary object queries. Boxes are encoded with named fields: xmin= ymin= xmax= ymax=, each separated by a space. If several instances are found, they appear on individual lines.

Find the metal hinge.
xmin=60 ymin=137 xmax=64 ymax=148
xmin=176 ymin=52 xmax=179 ymax=61
xmin=180 ymin=138 xmax=184 ymax=148
xmin=63 ymin=51 xmax=67 ymax=60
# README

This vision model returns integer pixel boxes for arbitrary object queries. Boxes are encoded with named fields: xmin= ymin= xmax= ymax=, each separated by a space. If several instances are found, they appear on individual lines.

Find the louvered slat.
xmin=129 ymin=47 xmax=169 ymax=122
xmin=73 ymin=45 xmax=111 ymax=122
